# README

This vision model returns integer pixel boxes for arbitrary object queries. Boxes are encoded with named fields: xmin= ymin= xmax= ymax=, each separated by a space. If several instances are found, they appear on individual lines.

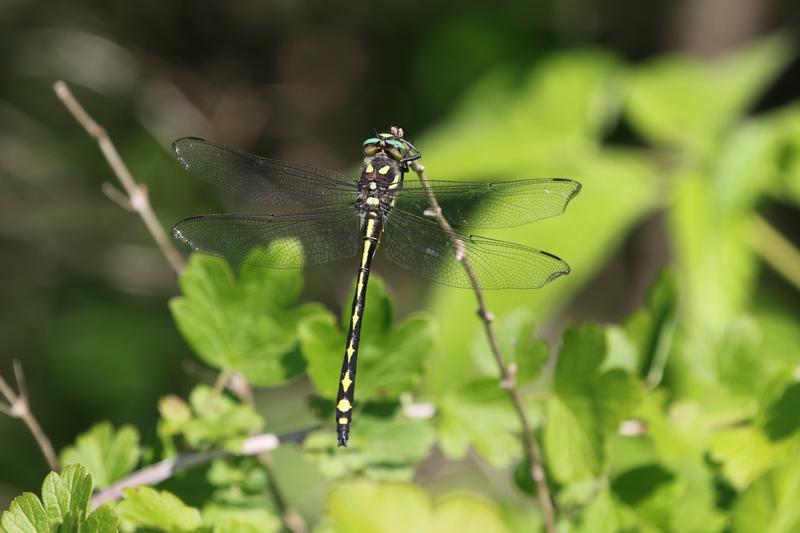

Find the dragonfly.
xmin=171 ymin=128 xmax=581 ymax=446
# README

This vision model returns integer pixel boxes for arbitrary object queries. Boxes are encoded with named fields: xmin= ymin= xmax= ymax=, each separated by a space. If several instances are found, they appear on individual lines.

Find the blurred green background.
xmin=2 ymin=0 xmax=800 ymax=529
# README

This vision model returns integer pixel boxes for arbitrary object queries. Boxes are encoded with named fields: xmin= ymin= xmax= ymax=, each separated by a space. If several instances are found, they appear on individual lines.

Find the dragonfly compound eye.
xmin=384 ymin=139 xmax=406 ymax=161
xmin=362 ymin=137 xmax=382 ymax=156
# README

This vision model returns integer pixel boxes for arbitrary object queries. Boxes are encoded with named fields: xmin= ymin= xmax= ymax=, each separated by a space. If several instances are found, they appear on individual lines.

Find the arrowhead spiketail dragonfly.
xmin=172 ymin=128 xmax=581 ymax=446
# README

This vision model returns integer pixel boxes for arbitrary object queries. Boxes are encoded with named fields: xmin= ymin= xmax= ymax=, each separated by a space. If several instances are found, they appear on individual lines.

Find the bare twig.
xmin=0 ymin=361 xmax=60 ymax=471
xmin=53 ymin=81 xmax=185 ymax=274
xmin=748 ymin=214 xmax=800 ymax=292
xmin=90 ymin=428 xmax=313 ymax=508
xmin=408 ymin=153 xmax=557 ymax=533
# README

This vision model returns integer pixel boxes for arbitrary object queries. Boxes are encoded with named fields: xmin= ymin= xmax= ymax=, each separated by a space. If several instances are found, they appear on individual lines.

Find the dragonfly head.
xmin=362 ymin=131 xmax=421 ymax=165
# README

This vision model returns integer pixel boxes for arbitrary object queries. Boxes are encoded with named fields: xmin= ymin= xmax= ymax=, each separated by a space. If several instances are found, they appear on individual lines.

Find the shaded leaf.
xmin=436 ymin=377 xmax=520 ymax=468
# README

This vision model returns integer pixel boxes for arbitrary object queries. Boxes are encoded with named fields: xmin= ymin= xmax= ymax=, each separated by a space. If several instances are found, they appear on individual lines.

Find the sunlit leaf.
xmin=326 ymin=481 xmax=510 ymax=533
xmin=304 ymin=411 xmax=435 ymax=481
xmin=732 ymin=462 xmax=800 ymax=533
xmin=300 ymin=276 xmax=434 ymax=401
xmin=709 ymin=426 xmax=792 ymax=490
xmin=626 ymin=35 xmax=790 ymax=155
xmin=0 ymin=465 xmax=109 ymax=533
xmin=171 ymin=254 xmax=326 ymax=385
xmin=117 ymin=486 xmax=202 ymax=533
xmin=544 ymin=325 xmax=642 ymax=482
xmin=471 ymin=308 xmax=548 ymax=383
xmin=59 ymin=422 xmax=140 ymax=488
xmin=158 ymin=385 xmax=263 ymax=451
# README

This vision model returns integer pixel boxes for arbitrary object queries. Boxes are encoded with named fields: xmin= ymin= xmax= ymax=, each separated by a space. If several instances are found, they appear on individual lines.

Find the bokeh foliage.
xmin=1 ymin=5 xmax=800 ymax=529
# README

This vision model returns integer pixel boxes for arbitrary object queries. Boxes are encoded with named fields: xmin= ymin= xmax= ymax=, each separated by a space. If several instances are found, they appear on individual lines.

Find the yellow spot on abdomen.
xmin=341 ymin=372 xmax=353 ymax=391
xmin=346 ymin=344 xmax=356 ymax=361
xmin=378 ymin=165 xmax=391 ymax=175
xmin=337 ymin=399 xmax=352 ymax=412
xmin=338 ymin=417 xmax=348 ymax=425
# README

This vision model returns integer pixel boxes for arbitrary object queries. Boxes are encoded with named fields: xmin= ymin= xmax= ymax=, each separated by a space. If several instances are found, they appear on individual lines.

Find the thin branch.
xmin=258 ymin=452 xmax=308 ymax=533
xmin=748 ymin=214 xmax=800 ymax=292
xmin=408 ymin=154 xmax=557 ymax=533
xmin=53 ymin=81 xmax=185 ymax=274
xmin=90 ymin=428 xmax=312 ymax=508
xmin=0 ymin=361 xmax=60 ymax=471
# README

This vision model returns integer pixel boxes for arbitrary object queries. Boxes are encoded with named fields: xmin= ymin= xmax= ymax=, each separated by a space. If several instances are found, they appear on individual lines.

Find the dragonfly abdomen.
xmin=336 ymin=211 xmax=383 ymax=446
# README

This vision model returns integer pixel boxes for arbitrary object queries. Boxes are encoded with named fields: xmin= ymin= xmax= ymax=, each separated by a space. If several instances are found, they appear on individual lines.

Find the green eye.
xmin=386 ymin=140 xmax=405 ymax=152
xmin=362 ymin=137 xmax=381 ymax=146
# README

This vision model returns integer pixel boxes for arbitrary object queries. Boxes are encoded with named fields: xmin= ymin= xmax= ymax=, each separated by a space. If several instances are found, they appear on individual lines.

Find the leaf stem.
xmin=748 ymin=214 xmax=800 ymax=292
xmin=0 ymin=361 xmax=60 ymax=471
xmin=53 ymin=81 xmax=186 ymax=274
xmin=408 ymin=151 xmax=556 ymax=533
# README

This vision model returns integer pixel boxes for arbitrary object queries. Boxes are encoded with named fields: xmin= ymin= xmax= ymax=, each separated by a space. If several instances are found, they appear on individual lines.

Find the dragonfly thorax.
xmin=356 ymin=154 xmax=403 ymax=216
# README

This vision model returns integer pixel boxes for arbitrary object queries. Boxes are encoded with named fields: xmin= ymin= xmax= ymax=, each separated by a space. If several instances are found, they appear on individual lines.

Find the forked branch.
xmin=53 ymin=81 xmax=185 ymax=274
xmin=0 ymin=361 xmax=60 ymax=471
xmin=404 ymin=131 xmax=556 ymax=533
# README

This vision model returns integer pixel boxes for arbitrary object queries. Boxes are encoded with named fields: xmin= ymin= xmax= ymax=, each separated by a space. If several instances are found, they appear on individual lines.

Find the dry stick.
xmin=53 ymin=82 xmax=305 ymax=529
xmin=91 ymin=432 xmax=282 ymax=507
xmin=0 ymin=361 xmax=60 ymax=471
xmin=410 ymin=160 xmax=557 ymax=533
xmin=53 ymin=81 xmax=185 ymax=274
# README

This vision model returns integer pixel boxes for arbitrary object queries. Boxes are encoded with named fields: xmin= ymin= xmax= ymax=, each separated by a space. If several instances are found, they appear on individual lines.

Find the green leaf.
xmin=761 ymin=382 xmax=800 ymax=441
xmin=626 ymin=35 xmax=790 ymax=154
xmin=624 ymin=269 xmax=677 ymax=383
xmin=325 ymin=481 xmax=510 ymax=533
xmin=170 ymin=254 xmax=326 ymax=386
xmin=471 ymin=309 xmax=548 ymax=383
xmin=709 ymin=426 xmax=792 ymax=490
xmin=436 ymin=377 xmax=520 ymax=468
xmin=544 ymin=325 xmax=642 ymax=482
xmin=42 ymin=464 xmax=92 ymax=523
xmin=117 ymin=486 xmax=202 ymax=533
xmin=732 ymin=462 xmax=800 ymax=533
xmin=300 ymin=276 xmax=434 ymax=401
xmin=0 ymin=493 xmax=49 ymax=533
xmin=202 ymin=505 xmax=280 ymax=533
xmin=430 ymin=493 xmax=512 ymax=533
xmin=0 ymin=465 xmax=103 ymax=533
xmin=158 ymin=385 xmax=263 ymax=451
xmin=83 ymin=506 xmax=119 ymax=533
xmin=304 ymin=411 xmax=435 ymax=480
xmin=59 ymin=422 xmax=140 ymax=488
xmin=578 ymin=489 xmax=621 ymax=533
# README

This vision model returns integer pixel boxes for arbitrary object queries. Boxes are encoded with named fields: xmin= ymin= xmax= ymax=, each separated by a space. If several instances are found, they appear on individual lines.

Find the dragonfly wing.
xmin=173 ymin=137 xmax=358 ymax=207
xmin=395 ymin=178 xmax=581 ymax=228
xmin=173 ymin=207 xmax=361 ymax=269
xmin=382 ymin=209 xmax=570 ymax=289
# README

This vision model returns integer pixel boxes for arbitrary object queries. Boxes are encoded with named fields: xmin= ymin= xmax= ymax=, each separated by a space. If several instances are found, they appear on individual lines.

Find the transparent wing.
xmin=173 ymin=207 xmax=361 ymax=269
xmin=382 ymin=209 xmax=570 ymax=289
xmin=173 ymin=137 xmax=359 ymax=207
xmin=395 ymin=178 xmax=581 ymax=228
